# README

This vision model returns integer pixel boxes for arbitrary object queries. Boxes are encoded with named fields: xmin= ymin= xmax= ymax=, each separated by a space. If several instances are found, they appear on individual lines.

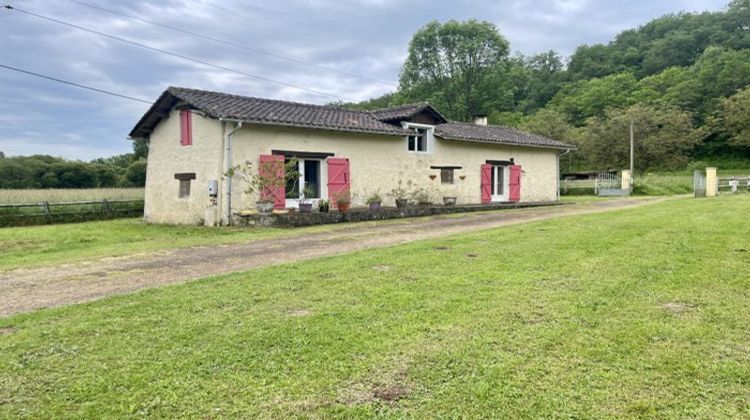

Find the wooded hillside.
xmin=349 ymin=0 xmax=750 ymax=171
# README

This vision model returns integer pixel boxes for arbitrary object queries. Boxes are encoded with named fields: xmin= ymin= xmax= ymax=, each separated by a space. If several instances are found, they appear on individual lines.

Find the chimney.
xmin=473 ymin=115 xmax=488 ymax=126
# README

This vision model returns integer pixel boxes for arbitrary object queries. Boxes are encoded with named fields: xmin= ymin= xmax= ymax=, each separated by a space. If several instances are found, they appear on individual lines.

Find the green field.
xmin=0 ymin=188 xmax=144 ymax=205
xmin=1 ymin=196 xmax=747 ymax=417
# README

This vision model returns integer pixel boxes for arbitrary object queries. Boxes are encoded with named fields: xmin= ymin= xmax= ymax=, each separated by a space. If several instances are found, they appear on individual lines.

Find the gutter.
xmin=220 ymin=118 xmax=243 ymax=225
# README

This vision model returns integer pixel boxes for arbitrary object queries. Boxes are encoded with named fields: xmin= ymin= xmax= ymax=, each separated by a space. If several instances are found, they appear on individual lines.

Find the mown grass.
xmin=0 ymin=219 xmax=345 ymax=271
xmin=0 ymin=215 xmax=446 ymax=271
xmin=1 ymin=196 xmax=748 ymax=418
xmin=0 ymin=188 xmax=144 ymax=205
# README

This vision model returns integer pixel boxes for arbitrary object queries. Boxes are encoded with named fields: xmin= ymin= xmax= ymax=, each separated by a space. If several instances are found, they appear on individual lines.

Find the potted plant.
xmin=388 ymin=180 xmax=412 ymax=208
xmin=298 ymin=185 xmax=315 ymax=213
xmin=442 ymin=196 xmax=457 ymax=206
xmin=364 ymin=189 xmax=384 ymax=211
xmin=224 ymin=158 xmax=299 ymax=214
xmin=318 ymin=199 xmax=330 ymax=213
xmin=332 ymin=189 xmax=351 ymax=213
xmin=411 ymin=186 xmax=433 ymax=206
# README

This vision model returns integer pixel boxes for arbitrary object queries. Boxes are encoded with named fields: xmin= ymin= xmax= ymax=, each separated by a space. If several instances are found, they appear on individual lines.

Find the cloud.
xmin=0 ymin=0 xmax=728 ymax=159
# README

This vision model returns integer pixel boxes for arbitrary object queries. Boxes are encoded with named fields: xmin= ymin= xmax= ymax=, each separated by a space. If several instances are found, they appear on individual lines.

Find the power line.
xmin=65 ymin=0 xmax=397 ymax=88
xmin=0 ymin=63 xmax=153 ymax=104
xmin=4 ymin=5 xmax=356 ymax=102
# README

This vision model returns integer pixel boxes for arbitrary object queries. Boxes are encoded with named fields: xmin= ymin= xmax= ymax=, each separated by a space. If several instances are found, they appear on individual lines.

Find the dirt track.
xmin=0 ymin=197 xmax=673 ymax=317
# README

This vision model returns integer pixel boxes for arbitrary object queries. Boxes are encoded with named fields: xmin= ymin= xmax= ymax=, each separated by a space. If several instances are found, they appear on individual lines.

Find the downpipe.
xmin=221 ymin=119 xmax=243 ymax=225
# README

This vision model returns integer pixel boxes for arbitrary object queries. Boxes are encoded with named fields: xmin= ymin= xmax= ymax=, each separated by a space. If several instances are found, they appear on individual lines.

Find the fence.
xmin=0 ymin=199 xmax=144 ymax=227
xmin=718 ymin=176 xmax=750 ymax=193
xmin=560 ymin=172 xmax=621 ymax=195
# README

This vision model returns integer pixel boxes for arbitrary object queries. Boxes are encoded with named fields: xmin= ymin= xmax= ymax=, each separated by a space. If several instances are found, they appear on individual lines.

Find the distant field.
xmin=0 ymin=188 xmax=144 ymax=205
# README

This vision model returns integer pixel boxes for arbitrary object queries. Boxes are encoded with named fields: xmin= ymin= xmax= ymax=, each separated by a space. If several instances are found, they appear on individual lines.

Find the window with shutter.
xmin=179 ymin=109 xmax=192 ymax=146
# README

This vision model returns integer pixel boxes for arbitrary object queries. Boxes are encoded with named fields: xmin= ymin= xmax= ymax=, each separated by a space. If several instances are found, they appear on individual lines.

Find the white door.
xmin=491 ymin=165 xmax=508 ymax=202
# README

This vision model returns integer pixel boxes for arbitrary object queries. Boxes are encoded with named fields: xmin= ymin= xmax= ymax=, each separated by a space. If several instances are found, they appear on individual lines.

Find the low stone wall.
xmin=233 ymin=201 xmax=564 ymax=227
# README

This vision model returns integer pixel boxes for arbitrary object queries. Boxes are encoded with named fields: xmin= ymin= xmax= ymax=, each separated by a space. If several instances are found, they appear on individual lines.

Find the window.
xmin=440 ymin=168 xmax=454 ymax=184
xmin=404 ymin=123 xmax=432 ymax=153
xmin=174 ymin=173 xmax=196 ymax=199
xmin=178 ymin=180 xmax=191 ymax=198
xmin=284 ymin=158 xmax=322 ymax=199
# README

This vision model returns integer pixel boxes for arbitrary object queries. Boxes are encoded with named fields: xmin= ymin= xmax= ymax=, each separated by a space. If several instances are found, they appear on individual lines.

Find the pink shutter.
xmin=480 ymin=164 xmax=492 ymax=204
xmin=509 ymin=165 xmax=521 ymax=202
xmin=259 ymin=154 xmax=285 ymax=209
xmin=179 ymin=110 xmax=192 ymax=146
xmin=327 ymin=157 xmax=350 ymax=209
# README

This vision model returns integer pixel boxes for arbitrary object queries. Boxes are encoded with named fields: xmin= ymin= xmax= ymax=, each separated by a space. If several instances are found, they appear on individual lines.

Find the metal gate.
xmin=693 ymin=170 xmax=706 ymax=197
xmin=596 ymin=172 xmax=627 ymax=196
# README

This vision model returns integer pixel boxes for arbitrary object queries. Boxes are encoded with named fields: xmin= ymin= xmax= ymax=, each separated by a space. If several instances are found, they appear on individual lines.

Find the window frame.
xmin=174 ymin=172 xmax=196 ymax=199
xmin=178 ymin=179 xmax=191 ymax=198
xmin=402 ymin=122 xmax=434 ymax=154
xmin=440 ymin=168 xmax=454 ymax=185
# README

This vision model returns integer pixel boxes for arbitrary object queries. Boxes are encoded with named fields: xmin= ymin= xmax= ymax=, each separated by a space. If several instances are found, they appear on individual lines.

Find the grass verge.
xmin=1 ymin=196 xmax=748 ymax=417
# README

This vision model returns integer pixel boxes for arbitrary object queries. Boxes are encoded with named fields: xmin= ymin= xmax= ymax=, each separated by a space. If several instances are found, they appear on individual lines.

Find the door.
xmin=491 ymin=165 xmax=508 ymax=202
xmin=284 ymin=158 xmax=324 ymax=208
xmin=327 ymin=158 xmax=350 ymax=209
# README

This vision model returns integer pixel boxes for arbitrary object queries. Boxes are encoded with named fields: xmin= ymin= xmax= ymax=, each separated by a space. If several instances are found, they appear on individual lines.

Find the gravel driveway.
xmin=0 ymin=197 xmax=671 ymax=317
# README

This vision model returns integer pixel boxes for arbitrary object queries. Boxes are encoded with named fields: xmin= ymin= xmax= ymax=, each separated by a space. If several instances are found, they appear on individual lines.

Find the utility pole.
xmin=629 ymin=120 xmax=634 ymax=175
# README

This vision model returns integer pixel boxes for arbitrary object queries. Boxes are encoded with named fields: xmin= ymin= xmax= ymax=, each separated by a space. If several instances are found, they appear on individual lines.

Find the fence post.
xmin=102 ymin=199 xmax=112 ymax=214
xmin=42 ymin=201 xmax=52 ymax=222
xmin=706 ymin=167 xmax=718 ymax=197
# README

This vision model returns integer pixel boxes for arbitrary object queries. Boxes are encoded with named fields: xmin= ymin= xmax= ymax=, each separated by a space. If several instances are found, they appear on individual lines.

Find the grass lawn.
xmin=1 ymin=196 xmax=748 ymax=417
xmin=0 ymin=218 xmax=414 ymax=271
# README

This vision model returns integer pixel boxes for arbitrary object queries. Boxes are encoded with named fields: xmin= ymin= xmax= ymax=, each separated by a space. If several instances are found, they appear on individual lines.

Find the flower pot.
xmin=443 ymin=196 xmax=457 ymax=206
xmin=395 ymin=198 xmax=408 ymax=208
xmin=256 ymin=201 xmax=274 ymax=214
xmin=299 ymin=203 xmax=313 ymax=213
xmin=368 ymin=202 xmax=382 ymax=211
xmin=337 ymin=202 xmax=350 ymax=213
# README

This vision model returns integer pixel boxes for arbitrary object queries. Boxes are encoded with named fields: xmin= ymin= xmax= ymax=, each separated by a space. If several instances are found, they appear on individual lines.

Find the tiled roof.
xmin=435 ymin=122 xmax=575 ymax=150
xmin=129 ymin=87 xmax=409 ymax=138
xmin=369 ymin=102 xmax=447 ymax=123
xmin=130 ymin=87 xmax=574 ymax=150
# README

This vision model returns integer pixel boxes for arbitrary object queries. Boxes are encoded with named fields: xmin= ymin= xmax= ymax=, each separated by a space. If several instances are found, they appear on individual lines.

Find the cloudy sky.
xmin=0 ymin=0 xmax=729 ymax=160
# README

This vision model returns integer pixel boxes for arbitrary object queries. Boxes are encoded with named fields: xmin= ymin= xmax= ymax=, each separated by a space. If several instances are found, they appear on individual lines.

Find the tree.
xmin=132 ymin=138 xmax=150 ymax=160
xmin=399 ymin=19 xmax=510 ymax=120
xmin=548 ymin=73 xmax=638 ymax=125
xmin=715 ymin=85 xmax=750 ymax=149
xmin=124 ymin=159 xmax=147 ymax=187
xmin=581 ymin=105 xmax=702 ymax=171
xmin=520 ymin=109 xmax=578 ymax=143
xmin=519 ymin=51 xmax=566 ymax=112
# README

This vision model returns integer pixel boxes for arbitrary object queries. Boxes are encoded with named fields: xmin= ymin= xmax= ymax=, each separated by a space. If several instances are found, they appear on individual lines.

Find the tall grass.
xmin=0 ymin=188 xmax=144 ymax=205
xmin=633 ymin=173 xmax=693 ymax=195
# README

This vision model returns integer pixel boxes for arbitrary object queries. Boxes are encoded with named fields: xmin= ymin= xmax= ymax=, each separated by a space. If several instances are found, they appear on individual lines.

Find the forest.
xmin=0 ymin=139 xmax=148 ymax=189
xmin=349 ymin=0 xmax=750 ymax=172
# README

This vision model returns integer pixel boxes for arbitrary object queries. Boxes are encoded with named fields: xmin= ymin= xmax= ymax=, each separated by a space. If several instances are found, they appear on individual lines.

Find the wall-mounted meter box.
xmin=208 ymin=180 xmax=218 ymax=197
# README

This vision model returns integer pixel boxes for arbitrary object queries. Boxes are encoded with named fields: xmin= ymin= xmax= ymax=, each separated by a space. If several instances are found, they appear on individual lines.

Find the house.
xmin=129 ymin=87 xmax=575 ymax=225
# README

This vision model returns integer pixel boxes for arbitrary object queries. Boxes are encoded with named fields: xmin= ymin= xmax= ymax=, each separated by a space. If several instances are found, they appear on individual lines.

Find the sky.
xmin=0 ymin=0 xmax=730 ymax=160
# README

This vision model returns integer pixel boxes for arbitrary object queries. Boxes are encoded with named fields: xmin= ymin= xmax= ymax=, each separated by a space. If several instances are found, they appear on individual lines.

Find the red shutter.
xmin=179 ymin=110 xmax=192 ymax=146
xmin=480 ymin=164 xmax=492 ymax=204
xmin=327 ymin=157 xmax=350 ymax=209
xmin=509 ymin=164 xmax=521 ymax=202
xmin=259 ymin=154 xmax=285 ymax=209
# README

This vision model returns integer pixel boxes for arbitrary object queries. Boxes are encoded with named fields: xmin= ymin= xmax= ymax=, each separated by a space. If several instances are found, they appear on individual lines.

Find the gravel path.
xmin=0 ymin=197 xmax=672 ymax=317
